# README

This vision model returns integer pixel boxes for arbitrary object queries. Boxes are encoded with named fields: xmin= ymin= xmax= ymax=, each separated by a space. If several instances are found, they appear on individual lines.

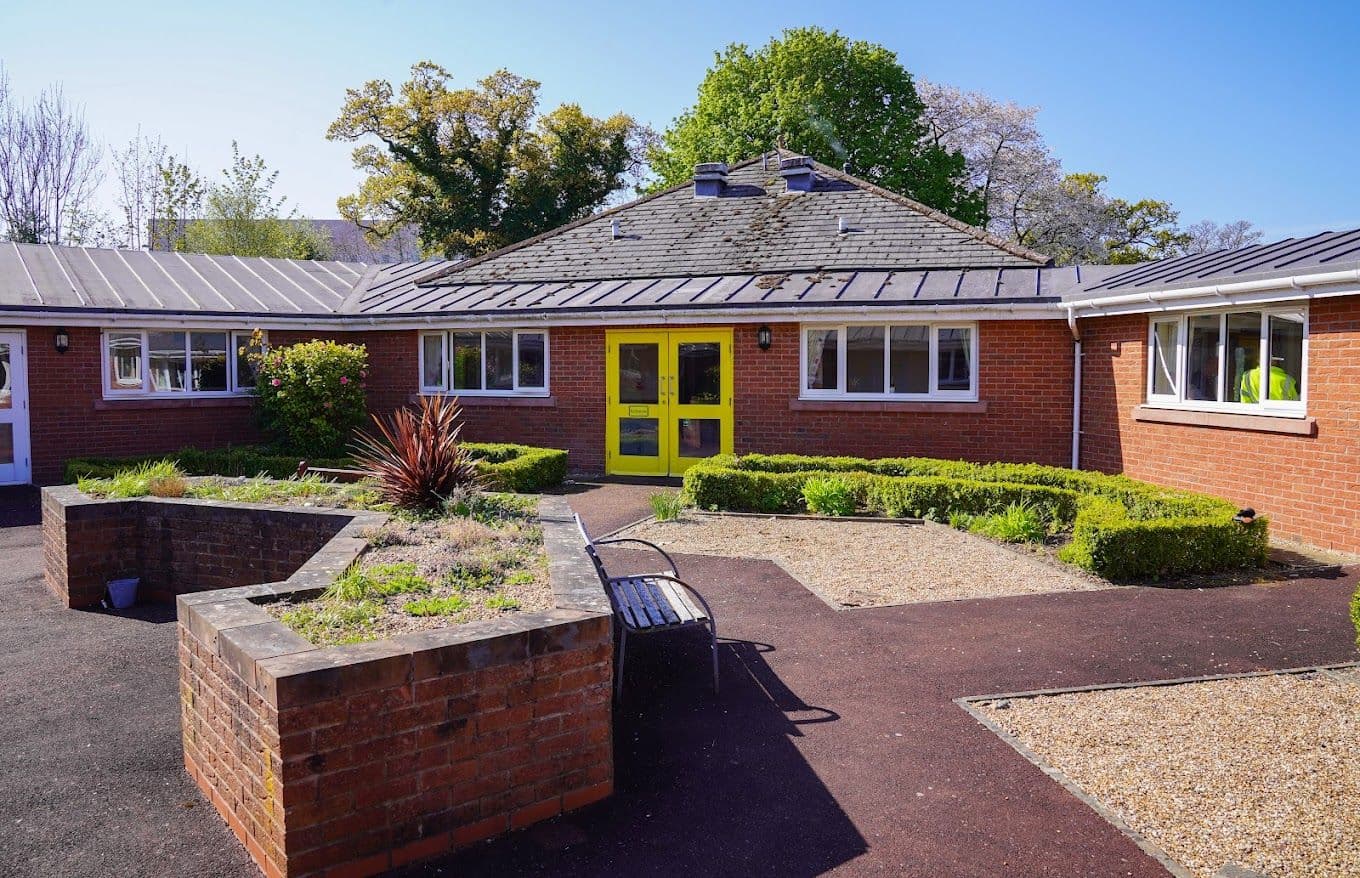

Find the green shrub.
xmin=649 ymin=491 xmax=685 ymax=521
xmin=63 ymin=442 xmax=568 ymax=493
xmin=802 ymin=475 xmax=858 ymax=516
xmin=251 ymin=337 xmax=369 ymax=457
xmin=947 ymin=510 xmax=975 ymax=530
xmin=969 ymin=501 xmax=1047 ymax=543
xmin=683 ymin=453 xmax=1265 ymax=581
xmin=1351 ymin=585 xmax=1360 ymax=654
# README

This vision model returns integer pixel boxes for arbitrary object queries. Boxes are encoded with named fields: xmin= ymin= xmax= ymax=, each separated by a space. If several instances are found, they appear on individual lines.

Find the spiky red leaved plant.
xmin=350 ymin=395 xmax=481 ymax=511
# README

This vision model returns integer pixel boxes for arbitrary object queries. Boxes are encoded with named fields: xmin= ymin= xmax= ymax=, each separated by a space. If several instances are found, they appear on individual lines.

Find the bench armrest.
xmin=593 ymin=537 xmax=680 ymax=577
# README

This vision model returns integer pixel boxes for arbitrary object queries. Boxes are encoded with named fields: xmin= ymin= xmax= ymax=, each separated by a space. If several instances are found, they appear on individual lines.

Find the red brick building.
xmin=1 ymin=154 xmax=1356 ymax=551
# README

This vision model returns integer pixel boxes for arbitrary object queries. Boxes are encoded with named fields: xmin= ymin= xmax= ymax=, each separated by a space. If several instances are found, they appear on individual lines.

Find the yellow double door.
xmin=605 ymin=329 xmax=733 ymax=476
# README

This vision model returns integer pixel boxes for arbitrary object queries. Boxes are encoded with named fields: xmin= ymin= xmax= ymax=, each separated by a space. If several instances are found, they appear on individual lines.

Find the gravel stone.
xmin=622 ymin=514 xmax=1105 ymax=607
xmin=979 ymin=671 xmax=1360 ymax=878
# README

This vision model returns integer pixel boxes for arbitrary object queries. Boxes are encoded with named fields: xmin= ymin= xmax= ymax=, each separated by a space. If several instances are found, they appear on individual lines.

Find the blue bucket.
xmin=107 ymin=577 xmax=140 ymax=609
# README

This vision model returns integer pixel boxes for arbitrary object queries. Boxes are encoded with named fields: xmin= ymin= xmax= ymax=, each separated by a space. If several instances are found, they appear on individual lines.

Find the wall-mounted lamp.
xmin=756 ymin=325 xmax=772 ymax=351
xmin=53 ymin=327 xmax=70 ymax=354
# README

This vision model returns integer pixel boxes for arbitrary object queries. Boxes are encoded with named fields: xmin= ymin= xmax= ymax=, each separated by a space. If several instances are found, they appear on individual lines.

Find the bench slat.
xmin=665 ymin=579 xmax=707 ymax=622
xmin=657 ymin=580 xmax=697 ymax=623
xmin=617 ymin=577 xmax=659 ymax=628
xmin=644 ymin=581 xmax=682 ymax=626
xmin=628 ymin=577 xmax=669 ymax=627
xmin=609 ymin=581 xmax=645 ymax=628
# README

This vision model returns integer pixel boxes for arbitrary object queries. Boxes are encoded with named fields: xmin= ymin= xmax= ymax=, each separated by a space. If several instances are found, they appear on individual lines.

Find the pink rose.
xmin=360 ymin=370 xmax=368 ymax=379
xmin=271 ymin=378 xmax=281 ymax=387
xmin=340 ymin=376 xmax=349 ymax=385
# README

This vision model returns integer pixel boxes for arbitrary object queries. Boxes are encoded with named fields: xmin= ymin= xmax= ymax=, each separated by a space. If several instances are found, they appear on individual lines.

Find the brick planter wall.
xmin=41 ymin=485 xmax=357 ymax=608
xmin=171 ymin=495 xmax=611 ymax=878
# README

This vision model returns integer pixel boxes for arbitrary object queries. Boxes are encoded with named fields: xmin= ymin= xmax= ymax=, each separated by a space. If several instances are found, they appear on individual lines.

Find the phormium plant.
xmin=351 ymin=394 xmax=481 ymax=512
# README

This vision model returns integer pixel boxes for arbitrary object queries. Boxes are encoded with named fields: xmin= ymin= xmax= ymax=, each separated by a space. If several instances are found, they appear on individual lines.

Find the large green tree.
xmin=649 ymin=27 xmax=982 ymax=224
xmin=181 ymin=143 xmax=329 ymax=258
xmin=328 ymin=63 xmax=645 ymax=258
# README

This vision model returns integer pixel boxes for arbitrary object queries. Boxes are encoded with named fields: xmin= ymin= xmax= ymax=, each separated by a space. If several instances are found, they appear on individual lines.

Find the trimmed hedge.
xmin=683 ymin=454 xmax=1268 ymax=582
xmin=63 ymin=442 xmax=568 ymax=493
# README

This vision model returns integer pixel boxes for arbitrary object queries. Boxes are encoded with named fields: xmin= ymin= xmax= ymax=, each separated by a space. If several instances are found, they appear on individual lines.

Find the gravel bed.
xmin=977 ymin=670 xmax=1360 ymax=878
xmin=621 ymin=514 xmax=1105 ymax=607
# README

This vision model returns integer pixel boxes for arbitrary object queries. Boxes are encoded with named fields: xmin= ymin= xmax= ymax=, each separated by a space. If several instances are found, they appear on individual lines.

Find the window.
xmin=800 ymin=323 xmax=977 ymax=400
xmin=103 ymin=329 xmax=263 ymax=397
xmin=419 ymin=330 xmax=549 ymax=395
xmin=1145 ymin=307 xmax=1306 ymax=414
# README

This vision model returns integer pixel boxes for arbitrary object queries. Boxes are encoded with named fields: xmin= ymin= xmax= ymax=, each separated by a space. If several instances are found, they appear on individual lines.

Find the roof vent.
xmin=780 ymin=155 xmax=816 ymax=192
xmin=694 ymin=162 xmax=728 ymax=197
xmin=611 ymin=219 xmax=621 ymax=240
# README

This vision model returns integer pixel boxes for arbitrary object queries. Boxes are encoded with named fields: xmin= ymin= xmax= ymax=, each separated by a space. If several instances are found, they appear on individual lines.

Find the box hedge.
xmin=683 ymin=454 xmax=1267 ymax=582
xmin=63 ymin=442 xmax=568 ymax=493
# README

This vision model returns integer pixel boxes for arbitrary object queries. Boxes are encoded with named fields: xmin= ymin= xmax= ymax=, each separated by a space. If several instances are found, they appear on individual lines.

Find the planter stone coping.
xmin=170 ymin=492 xmax=609 ymax=709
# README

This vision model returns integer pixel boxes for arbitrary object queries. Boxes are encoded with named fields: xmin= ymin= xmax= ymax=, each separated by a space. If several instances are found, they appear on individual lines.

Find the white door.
xmin=0 ymin=332 xmax=31 ymax=485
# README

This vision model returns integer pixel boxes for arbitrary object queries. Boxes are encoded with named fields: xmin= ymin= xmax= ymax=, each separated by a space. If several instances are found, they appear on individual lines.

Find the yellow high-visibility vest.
xmin=1240 ymin=364 xmax=1300 ymax=403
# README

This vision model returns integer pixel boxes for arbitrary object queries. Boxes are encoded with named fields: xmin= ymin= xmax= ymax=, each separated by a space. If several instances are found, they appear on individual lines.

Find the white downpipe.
xmin=1067 ymin=307 xmax=1082 ymax=470
xmin=1064 ymin=266 xmax=1360 ymax=313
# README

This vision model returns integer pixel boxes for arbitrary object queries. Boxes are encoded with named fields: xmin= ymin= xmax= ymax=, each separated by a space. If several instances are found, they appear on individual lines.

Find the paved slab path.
xmin=1 ymin=483 xmax=1355 ymax=877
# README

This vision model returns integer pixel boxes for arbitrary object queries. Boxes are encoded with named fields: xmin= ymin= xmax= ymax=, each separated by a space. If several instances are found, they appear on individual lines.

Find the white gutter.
xmin=1065 ymin=267 xmax=1360 ymax=316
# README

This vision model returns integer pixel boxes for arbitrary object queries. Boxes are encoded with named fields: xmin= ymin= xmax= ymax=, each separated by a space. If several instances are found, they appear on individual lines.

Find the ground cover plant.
xmin=63 ymin=440 xmax=567 ymax=492
xmin=78 ymin=463 xmax=384 ymax=509
xmin=682 ymin=453 xmax=1267 ymax=581
xmin=270 ymin=493 xmax=549 ymax=644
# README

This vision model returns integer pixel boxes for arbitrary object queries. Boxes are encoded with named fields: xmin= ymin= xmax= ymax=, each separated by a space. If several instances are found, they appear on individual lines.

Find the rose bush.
xmin=249 ymin=333 xmax=369 ymax=457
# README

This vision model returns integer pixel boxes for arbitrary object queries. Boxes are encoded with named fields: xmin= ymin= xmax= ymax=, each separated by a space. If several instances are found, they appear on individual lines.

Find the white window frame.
xmin=798 ymin=322 xmax=979 ymax=401
xmin=101 ymin=329 xmax=264 ymax=398
xmin=418 ymin=329 xmax=550 ymax=397
xmin=1143 ymin=305 xmax=1308 ymax=417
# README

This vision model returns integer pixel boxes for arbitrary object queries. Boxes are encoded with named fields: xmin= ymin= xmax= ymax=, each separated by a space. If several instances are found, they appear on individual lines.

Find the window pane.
xmin=618 ymin=418 xmax=658 ymax=457
xmin=421 ymin=334 xmax=445 ymax=389
xmin=845 ymin=326 xmax=885 ymax=393
xmin=1266 ymin=314 xmax=1304 ymax=402
xmin=889 ymin=326 xmax=929 ymax=394
xmin=937 ymin=328 xmax=972 ymax=392
xmin=1185 ymin=315 xmax=1221 ymax=401
xmin=107 ymin=332 xmax=143 ymax=391
xmin=677 ymin=342 xmax=720 ymax=404
xmin=517 ymin=333 xmax=545 ymax=389
xmin=1151 ymin=321 xmax=1179 ymax=396
xmin=805 ymin=328 xmax=839 ymax=391
xmin=451 ymin=332 xmax=482 ymax=390
xmin=0 ymin=423 xmax=11 ymax=466
xmin=234 ymin=333 xmax=261 ymax=389
xmin=190 ymin=331 xmax=228 ymax=391
xmin=0 ymin=343 xmax=9 ymax=409
xmin=618 ymin=343 xmax=659 ymax=404
xmin=148 ymin=331 xmax=187 ymax=392
xmin=1223 ymin=312 xmax=1262 ymax=403
xmin=485 ymin=331 xmax=513 ymax=391
xmin=677 ymin=418 xmax=721 ymax=458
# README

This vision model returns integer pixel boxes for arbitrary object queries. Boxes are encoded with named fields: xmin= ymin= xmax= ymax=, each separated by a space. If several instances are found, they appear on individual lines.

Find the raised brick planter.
xmin=173 ymin=495 xmax=612 ymax=878
xmin=41 ymin=484 xmax=363 ymax=608
xmin=41 ymin=486 xmax=613 ymax=877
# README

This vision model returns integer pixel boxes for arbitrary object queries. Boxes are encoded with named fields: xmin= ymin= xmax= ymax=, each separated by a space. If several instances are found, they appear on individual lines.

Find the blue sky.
xmin=3 ymin=0 xmax=1357 ymax=240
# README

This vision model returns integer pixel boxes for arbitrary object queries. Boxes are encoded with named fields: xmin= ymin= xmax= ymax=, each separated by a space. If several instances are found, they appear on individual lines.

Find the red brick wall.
xmin=734 ymin=321 xmax=1075 ymax=466
xmin=1078 ymin=297 xmax=1360 ymax=552
xmin=22 ymin=320 xmax=1078 ymax=483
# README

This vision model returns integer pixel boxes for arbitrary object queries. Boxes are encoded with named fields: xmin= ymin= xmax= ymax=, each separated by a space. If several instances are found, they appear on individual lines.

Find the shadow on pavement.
xmin=394 ymin=630 xmax=866 ymax=878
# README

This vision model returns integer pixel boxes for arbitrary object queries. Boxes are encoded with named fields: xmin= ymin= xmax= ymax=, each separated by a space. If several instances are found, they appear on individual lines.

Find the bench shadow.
xmin=393 ymin=631 xmax=867 ymax=877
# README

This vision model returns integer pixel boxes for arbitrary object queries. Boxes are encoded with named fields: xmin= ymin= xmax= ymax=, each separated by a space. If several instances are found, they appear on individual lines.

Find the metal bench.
xmin=575 ymin=514 xmax=718 ymax=699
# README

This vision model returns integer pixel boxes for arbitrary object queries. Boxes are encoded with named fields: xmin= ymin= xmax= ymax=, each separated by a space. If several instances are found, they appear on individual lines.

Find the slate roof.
xmin=416 ymin=154 xmax=1050 ymax=285
xmin=0 ymin=242 xmax=363 ymax=315
xmin=1067 ymin=229 xmax=1360 ymax=301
